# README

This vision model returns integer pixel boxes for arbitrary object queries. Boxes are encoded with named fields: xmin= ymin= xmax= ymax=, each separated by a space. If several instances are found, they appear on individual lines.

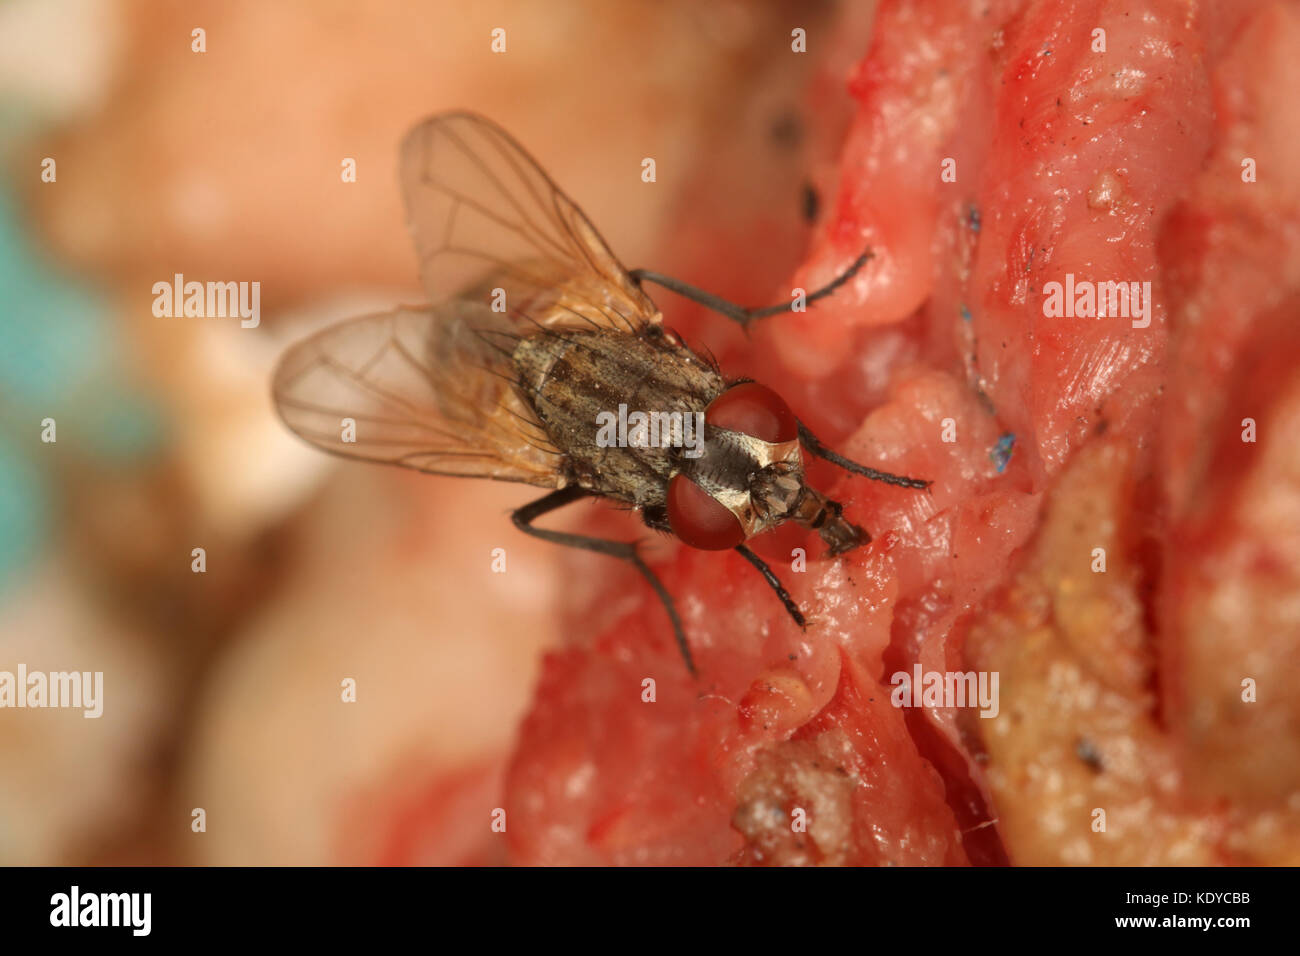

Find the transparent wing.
xmin=400 ymin=111 xmax=659 ymax=333
xmin=272 ymin=303 xmax=562 ymax=486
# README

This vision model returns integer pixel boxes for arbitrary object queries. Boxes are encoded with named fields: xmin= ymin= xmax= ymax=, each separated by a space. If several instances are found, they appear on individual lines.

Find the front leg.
xmin=646 ymin=505 xmax=807 ymax=629
xmin=735 ymin=544 xmax=807 ymax=628
xmin=796 ymin=420 xmax=931 ymax=491
xmin=629 ymin=249 xmax=873 ymax=330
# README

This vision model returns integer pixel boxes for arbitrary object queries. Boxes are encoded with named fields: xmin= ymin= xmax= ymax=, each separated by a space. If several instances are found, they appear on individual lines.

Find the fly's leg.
xmin=629 ymin=249 xmax=872 ymax=330
xmin=646 ymin=508 xmax=808 ymax=630
xmin=796 ymin=420 xmax=932 ymax=491
xmin=513 ymin=488 xmax=695 ymax=675
xmin=734 ymin=543 xmax=806 ymax=628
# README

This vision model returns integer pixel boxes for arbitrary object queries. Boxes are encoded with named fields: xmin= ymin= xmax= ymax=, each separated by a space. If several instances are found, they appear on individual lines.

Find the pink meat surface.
xmin=503 ymin=0 xmax=1300 ymax=864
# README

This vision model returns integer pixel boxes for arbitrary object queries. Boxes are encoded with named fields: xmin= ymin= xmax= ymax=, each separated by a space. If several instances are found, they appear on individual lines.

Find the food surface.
xmin=505 ymin=0 xmax=1300 ymax=865
xmin=2 ymin=0 xmax=1295 ymax=866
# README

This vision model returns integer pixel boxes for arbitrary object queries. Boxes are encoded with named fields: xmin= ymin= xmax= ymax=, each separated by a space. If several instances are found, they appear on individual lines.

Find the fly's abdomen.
xmin=513 ymin=328 xmax=723 ymax=504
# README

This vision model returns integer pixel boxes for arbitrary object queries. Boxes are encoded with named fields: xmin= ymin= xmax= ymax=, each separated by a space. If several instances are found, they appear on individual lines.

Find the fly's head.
xmin=664 ymin=381 xmax=865 ymax=556
xmin=749 ymin=458 xmax=804 ymax=526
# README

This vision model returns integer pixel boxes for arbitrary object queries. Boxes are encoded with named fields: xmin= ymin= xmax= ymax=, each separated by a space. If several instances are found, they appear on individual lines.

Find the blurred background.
xmin=0 ymin=0 xmax=871 ymax=864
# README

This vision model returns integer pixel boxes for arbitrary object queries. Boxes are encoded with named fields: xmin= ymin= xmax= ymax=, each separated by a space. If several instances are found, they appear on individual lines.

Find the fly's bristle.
xmin=510 ymin=308 xmax=553 ymax=337
xmin=603 ymin=302 xmax=638 ymax=334
xmin=469 ymin=325 xmax=526 ymax=366
xmin=469 ymin=361 xmax=523 ymax=388
xmin=476 ymin=327 xmax=523 ymax=346
xmin=509 ymin=314 xmax=611 ymax=369
xmin=696 ymin=342 xmax=721 ymax=374
xmin=502 ymin=403 xmax=558 ymax=452
xmin=554 ymin=301 xmax=605 ymax=332
xmin=521 ymin=435 xmax=562 ymax=456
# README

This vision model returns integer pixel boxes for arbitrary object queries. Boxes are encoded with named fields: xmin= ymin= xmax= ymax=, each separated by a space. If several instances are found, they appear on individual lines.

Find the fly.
xmin=272 ymin=112 xmax=929 ymax=676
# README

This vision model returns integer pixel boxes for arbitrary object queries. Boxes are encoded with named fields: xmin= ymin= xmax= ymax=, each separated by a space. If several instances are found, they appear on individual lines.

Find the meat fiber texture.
xmin=505 ymin=0 xmax=1300 ymax=865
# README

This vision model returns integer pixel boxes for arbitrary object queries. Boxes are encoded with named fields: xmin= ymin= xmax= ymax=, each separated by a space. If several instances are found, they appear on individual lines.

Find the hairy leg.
xmin=734 ymin=543 xmax=806 ymax=628
xmin=514 ymin=488 xmax=695 ymax=674
xmin=629 ymin=249 xmax=873 ymax=329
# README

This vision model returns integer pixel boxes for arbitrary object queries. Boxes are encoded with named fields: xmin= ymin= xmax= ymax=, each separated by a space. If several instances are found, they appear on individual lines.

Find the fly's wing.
xmin=272 ymin=302 xmax=561 ymax=486
xmin=400 ymin=111 xmax=660 ymax=332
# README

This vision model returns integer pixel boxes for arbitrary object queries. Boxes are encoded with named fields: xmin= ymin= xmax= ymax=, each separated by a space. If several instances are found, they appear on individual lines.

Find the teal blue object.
xmin=0 ymin=191 xmax=109 ymax=409
xmin=0 ymin=188 xmax=166 ymax=460
xmin=0 ymin=436 xmax=47 ymax=590
xmin=990 ymin=433 xmax=1016 ymax=474
xmin=0 ymin=186 xmax=170 ymax=592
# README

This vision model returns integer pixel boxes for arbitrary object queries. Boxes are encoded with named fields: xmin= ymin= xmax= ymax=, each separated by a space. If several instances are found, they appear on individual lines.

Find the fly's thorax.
xmin=674 ymin=425 xmax=805 ymax=538
xmin=512 ymin=327 xmax=723 ymax=418
xmin=511 ymin=326 xmax=724 ymax=505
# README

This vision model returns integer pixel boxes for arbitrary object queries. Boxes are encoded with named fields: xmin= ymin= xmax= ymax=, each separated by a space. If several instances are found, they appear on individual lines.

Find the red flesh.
xmin=501 ymin=0 xmax=1300 ymax=865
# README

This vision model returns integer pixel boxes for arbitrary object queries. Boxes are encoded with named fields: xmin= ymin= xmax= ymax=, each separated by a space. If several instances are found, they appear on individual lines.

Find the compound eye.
xmin=667 ymin=473 xmax=746 ymax=550
xmin=706 ymin=382 xmax=798 ymax=443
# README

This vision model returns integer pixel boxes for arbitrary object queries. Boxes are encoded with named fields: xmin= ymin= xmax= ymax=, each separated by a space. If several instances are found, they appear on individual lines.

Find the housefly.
xmin=272 ymin=112 xmax=929 ymax=675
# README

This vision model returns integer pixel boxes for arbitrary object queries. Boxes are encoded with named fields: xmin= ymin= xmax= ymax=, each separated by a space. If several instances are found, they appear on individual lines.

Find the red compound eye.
xmin=667 ymin=473 xmax=745 ymax=550
xmin=706 ymin=382 xmax=798 ymax=443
